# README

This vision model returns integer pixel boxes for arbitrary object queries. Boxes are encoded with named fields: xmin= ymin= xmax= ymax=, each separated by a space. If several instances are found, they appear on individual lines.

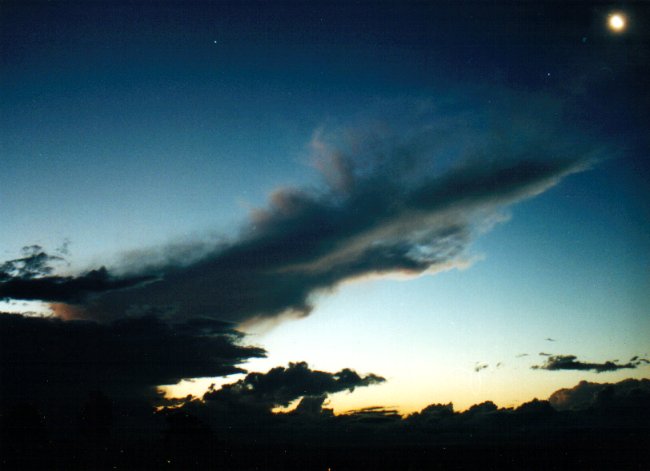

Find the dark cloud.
xmin=202 ymin=361 xmax=385 ymax=412
xmin=549 ymin=378 xmax=650 ymax=411
xmin=516 ymin=353 xmax=529 ymax=358
xmin=0 ymin=312 xmax=389 ymax=450
xmin=0 ymin=245 xmax=63 ymax=280
xmin=0 ymin=313 xmax=265 ymax=408
xmin=549 ymin=378 xmax=648 ymax=411
xmin=336 ymin=406 xmax=403 ymax=428
xmin=218 ymin=376 xmax=650 ymax=437
xmin=532 ymin=354 xmax=647 ymax=373
xmin=1 ymin=92 xmax=605 ymax=327
xmin=539 ymin=352 xmax=552 ymax=356
xmin=0 ymin=267 xmax=155 ymax=303
xmin=465 ymin=401 xmax=498 ymax=415
xmin=405 ymin=402 xmax=455 ymax=426
xmin=549 ymin=380 xmax=605 ymax=411
xmin=156 ymin=362 xmax=386 ymax=442
xmin=0 ymin=246 xmax=154 ymax=303
xmin=4 ymin=356 xmax=650 ymax=470
xmin=545 ymin=337 xmax=556 ymax=342
xmin=42 ymin=111 xmax=596 ymax=325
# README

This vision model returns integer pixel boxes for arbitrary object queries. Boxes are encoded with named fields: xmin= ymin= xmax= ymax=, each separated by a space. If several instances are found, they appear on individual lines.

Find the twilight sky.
xmin=1 ymin=0 xmax=649 ymax=414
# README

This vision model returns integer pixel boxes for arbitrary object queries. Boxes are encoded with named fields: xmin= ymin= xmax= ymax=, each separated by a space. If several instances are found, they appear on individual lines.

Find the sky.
xmin=1 ymin=0 xmax=649 ymax=418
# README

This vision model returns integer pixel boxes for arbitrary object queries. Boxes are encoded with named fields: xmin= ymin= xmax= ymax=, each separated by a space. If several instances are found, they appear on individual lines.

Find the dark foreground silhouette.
xmin=2 ymin=378 xmax=649 ymax=470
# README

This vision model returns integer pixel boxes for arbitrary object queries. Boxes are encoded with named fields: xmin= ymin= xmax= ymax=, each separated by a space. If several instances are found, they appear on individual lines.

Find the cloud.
xmin=158 ymin=362 xmax=386 ymax=436
xmin=84 ymin=155 xmax=584 ymax=324
xmin=532 ymin=354 xmax=647 ymax=373
xmin=549 ymin=378 xmax=650 ymax=411
xmin=0 ymin=245 xmax=154 ymax=303
xmin=3 ymin=349 xmax=649 ymax=470
xmin=0 ymin=245 xmax=64 ymax=280
xmin=0 ymin=313 xmax=388 ymax=445
xmin=0 ymin=267 xmax=155 ymax=304
xmin=335 ymin=406 xmax=403 ymax=428
xmin=202 ymin=361 xmax=385 ymax=412
xmin=465 ymin=400 xmax=498 ymax=415
xmin=24 ymin=97 xmax=599 ymax=326
xmin=0 ymin=312 xmax=265 ymax=408
xmin=290 ymin=394 xmax=332 ymax=417
xmin=0 ymin=92 xmax=608 ymax=327
xmin=474 ymin=362 xmax=489 ymax=372
xmin=405 ymin=402 xmax=455 ymax=425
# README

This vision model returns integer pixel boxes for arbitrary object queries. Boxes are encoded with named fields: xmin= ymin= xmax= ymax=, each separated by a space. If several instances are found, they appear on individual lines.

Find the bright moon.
xmin=608 ymin=13 xmax=626 ymax=32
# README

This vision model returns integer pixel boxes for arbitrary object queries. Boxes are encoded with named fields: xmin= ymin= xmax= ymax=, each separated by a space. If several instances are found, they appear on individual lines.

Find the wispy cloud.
xmin=474 ymin=362 xmax=489 ymax=373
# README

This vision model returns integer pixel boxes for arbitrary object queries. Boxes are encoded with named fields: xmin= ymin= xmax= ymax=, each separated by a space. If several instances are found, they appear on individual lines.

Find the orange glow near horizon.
xmin=160 ymin=364 xmax=650 ymax=416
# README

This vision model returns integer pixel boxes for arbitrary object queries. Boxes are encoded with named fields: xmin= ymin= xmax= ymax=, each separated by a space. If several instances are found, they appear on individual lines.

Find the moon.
xmin=608 ymin=13 xmax=626 ymax=32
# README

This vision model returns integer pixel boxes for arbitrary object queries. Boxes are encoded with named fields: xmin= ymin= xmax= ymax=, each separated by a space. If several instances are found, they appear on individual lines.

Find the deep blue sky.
xmin=2 ymin=1 xmax=649 ymax=411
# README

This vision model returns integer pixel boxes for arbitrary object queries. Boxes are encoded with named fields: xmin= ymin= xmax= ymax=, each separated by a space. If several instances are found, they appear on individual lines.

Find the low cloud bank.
xmin=0 ymin=312 xmax=265 ymax=420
